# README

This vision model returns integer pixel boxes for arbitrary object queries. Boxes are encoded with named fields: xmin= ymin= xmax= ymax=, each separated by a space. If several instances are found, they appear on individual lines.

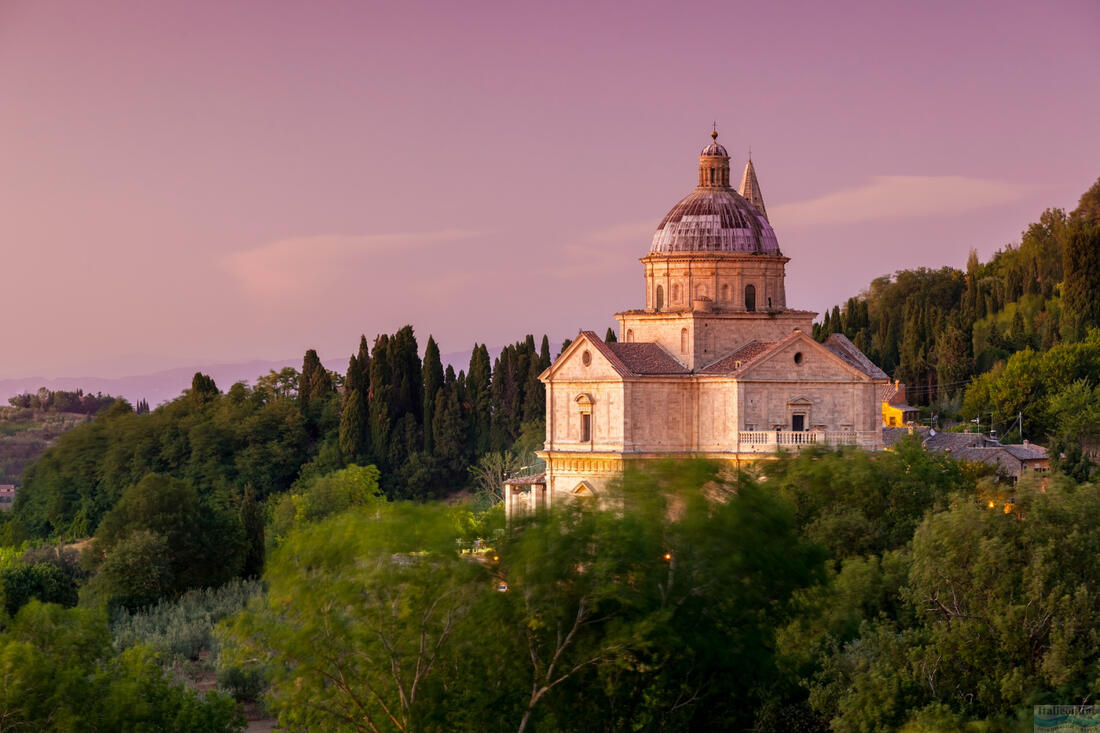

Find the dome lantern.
xmin=698 ymin=128 xmax=731 ymax=188
xmin=649 ymin=130 xmax=779 ymax=254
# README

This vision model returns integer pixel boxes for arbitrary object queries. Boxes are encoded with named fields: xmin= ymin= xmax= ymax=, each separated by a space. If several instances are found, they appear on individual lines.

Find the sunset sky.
xmin=2 ymin=0 xmax=1098 ymax=379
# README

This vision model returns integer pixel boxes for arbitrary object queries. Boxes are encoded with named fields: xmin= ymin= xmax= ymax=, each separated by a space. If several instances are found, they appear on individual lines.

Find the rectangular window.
xmin=581 ymin=413 xmax=591 ymax=442
xmin=791 ymin=414 xmax=805 ymax=432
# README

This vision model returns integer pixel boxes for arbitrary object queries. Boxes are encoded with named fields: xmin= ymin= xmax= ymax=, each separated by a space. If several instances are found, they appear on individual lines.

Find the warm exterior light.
xmin=663 ymin=552 xmax=672 ymax=562
xmin=492 ymin=555 xmax=499 ymax=562
xmin=988 ymin=500 xmax=995 ymax=508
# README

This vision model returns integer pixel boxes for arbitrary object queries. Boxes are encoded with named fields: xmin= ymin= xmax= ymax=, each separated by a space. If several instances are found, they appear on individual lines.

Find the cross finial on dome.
xmin=711 ymin=122 xmax=718 ymax=141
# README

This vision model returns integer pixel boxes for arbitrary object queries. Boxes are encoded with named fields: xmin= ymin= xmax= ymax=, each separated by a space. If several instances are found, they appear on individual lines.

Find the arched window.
xmin=656 ymin=285 xmax=664 ymax=311
xmin=680 ymin=328 xmax=688 ymax=354
xmin=626 ymin=329 xmax=634 ymax=342
xmin=745 ymin=284 xmax=756 ymax=312
xmin=672 ymin=283 xmax=681 ymax=303
xmin=721 ymin=284 xmax=730 ymax=301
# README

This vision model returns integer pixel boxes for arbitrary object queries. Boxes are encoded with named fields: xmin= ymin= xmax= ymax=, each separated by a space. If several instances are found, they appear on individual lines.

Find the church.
xmin=504 ymin=131 xmax=888 ymax=518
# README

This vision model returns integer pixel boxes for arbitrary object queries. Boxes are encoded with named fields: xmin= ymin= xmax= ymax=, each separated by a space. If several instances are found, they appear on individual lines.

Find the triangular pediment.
xmin=737 ymin=330 xmax=877 ymax=382
xmin=540 ymin=331 xmax=628 ymax=383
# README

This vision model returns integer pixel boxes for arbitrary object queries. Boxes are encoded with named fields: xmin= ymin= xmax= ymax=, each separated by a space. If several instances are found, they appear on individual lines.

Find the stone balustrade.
xmin=737 ymin=430 xmax=879 ymax=452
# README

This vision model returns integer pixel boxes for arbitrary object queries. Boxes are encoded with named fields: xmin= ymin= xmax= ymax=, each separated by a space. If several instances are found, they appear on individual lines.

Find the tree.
xmin=934 ymin=322 xmax=972 ymax=399
xmin=190 ymin=372 xmax=219 ymax=405
xmin=96 ymin=529 xmax=173 ymax=611
xmin=1061 ymin=222 xmax=1100 ymax=341
xmin=604 ymin=328 xmax=617 ymax=343
xmin=1071 ymin=176 xmax=1100 ymax=225
xmin=223 ymin=503 xmax=486 ymax=733
xmin=468 ymin=451 xmax=520 ymax=506
xmin=338 ymin=388 xmax=367 ymax=462
xmin=431 ymin=386 xmax=469 ymax=489
xmin=422 ymin=336 xmax=444 ymax=453
xmin=90 ymin=474 xmax=246 ymax=601
xmin=497 ymin=460 xmax=826 ymax=732
xmin=466 ymin=344 xmax=492 ymax=456
xmin=0 ymin=601 xmax=242 ymax=731
xmin=0 ymin=562 xmax=79 ymax=617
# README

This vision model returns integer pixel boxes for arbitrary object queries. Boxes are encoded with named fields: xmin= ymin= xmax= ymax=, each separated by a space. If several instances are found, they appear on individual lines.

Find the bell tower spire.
xmin=738 ymin=155 xmax=768 ymax=221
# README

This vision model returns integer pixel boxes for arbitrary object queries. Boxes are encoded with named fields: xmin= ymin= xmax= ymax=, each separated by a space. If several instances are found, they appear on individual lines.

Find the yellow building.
xmin=881 ymin=380 xmax=919 ymax=427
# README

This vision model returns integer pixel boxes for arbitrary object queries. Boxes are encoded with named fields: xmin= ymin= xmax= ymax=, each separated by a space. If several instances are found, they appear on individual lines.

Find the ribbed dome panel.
xmin=650 ymin=190 xmax=779 ymax=254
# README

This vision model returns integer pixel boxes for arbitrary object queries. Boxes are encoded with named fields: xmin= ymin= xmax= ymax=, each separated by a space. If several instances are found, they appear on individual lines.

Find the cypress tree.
xmin=422 ymin=336 xmax=444 ymax=453
xmin=338 ymin=389 xmax=366 ymax=463
xmin=466 ymin=344 xmax=492 ymax=456
xmin=432 ymin=385 xmax=468 ymax=488
xmin=190 ymin=373 xmax=219 ymax=405
xmin=539 ymin=335 xmax=551 ymax=370
xmin=1061 ymin=222 xmax=1100 ymax=341
xmin=299 ymin=349 xmax=333 ymax=408
xmin=369 ymin=335 xmax=393 ymax=472
xmin=388 ymin=326 xmax=423 ymax=425
xmin=604 ymin=328 xmax=617 ymax=343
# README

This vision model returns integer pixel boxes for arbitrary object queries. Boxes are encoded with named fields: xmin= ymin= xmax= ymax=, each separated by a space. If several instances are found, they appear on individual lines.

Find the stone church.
xmin=504 ymin=131 xmax=887 ymax=518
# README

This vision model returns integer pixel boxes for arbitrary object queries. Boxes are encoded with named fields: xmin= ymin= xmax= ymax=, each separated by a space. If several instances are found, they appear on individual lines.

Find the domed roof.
xmin=650 ymin=189 xmax=779 ymax=253
xmin=700 ymin=129 xmax=728 ymax=157
xmin=700 ymin=141 xmax=728 ymax=157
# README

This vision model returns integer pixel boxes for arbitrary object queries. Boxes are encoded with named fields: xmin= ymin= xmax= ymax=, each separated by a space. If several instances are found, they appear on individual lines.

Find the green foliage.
xmin=112 ymin=578 xmax=263 ymax=661
xmin=0 ymin=601 xmax=242 ymax=731
xmin=763 ymin=439 xmax=966 ymax=561
xmin=812 ymin=186 xmax=1098 ymax=406
xmin=14 ymin=377 xmax=311 ymax=538
xmin=962 ymin=328 xmax=1100 ymax=442
xmin=240 ymin=484 xmax=265 ymax=578
xmin=226 ymin=460 xmax=825 ymax=732
xmin=1061 ymin=221 xmax=1100 ymax=341
xmin=798 ymin=471 xmax=1100 ymax=730
xmin=89 ymin=474 xmax=246 ymax=607
xmin=223 ymin=502 xmax=485 ymax=733
xmin=95 ymin=529 xmax=173 ymax=612
xmin=0 ymin=561 xmax=79 ymax=618
xmin=269 ymin=463 xmax=384 ymax=540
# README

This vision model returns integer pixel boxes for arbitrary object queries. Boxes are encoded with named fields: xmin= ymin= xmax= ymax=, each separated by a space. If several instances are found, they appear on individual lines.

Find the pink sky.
xmin=1 ymin=0 xmax=1098 ymax=379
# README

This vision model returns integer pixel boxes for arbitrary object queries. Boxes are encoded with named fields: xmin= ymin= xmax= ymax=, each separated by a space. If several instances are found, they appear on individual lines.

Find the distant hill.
xmin=0 ymin=350 xmax=480 ymax=410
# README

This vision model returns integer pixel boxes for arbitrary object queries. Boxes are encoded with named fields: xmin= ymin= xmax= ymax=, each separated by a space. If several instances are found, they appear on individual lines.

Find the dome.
xmin=650 ymin=188 xmax=779 ymax=254
xmin=700 ymin=141 xmax=728 ymax=157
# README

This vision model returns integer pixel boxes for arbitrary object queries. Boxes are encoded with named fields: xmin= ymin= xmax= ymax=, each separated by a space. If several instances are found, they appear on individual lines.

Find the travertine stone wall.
xmin=616 ymin=311 xmax=815 ymax=370
xmin=641 ymin=253 xmax=790 ymax=314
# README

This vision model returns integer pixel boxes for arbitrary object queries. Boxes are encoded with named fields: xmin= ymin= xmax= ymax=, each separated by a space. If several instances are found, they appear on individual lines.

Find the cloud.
xmin=770 ymin=176 xmax=1042 ymax=229
xmin=222 ymin=230 xmax=483 ymax=299
xmin=546 ymin=219 xmax=654 ymax=278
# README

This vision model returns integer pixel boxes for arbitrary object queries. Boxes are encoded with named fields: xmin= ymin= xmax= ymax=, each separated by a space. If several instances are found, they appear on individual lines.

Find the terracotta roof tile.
xmin=606 ymin=342 xmax=689 ymax=375
xmin=700 ymin=340 xmax=776 ymax=373
xmin=823 ymin=334 xmax=889 ymax=380
xmin=503 ymin=472 xmax=546 ymax=486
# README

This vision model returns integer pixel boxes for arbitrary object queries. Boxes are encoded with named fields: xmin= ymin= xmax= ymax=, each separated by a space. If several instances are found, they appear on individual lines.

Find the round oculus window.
xmin=793 ymin=352 xmax=804 ymax=365
xmin=582 ymin=350 xmax=592 ymax=367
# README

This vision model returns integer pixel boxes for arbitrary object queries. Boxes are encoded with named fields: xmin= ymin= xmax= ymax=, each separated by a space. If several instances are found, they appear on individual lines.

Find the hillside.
xmin=812 ymin=176 xmax=1100 ymax=454
xmin=0 ymin=407 xmax=94 ymax=484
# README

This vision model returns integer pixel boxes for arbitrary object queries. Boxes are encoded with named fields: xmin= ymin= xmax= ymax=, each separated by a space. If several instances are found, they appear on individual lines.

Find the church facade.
xmin=504 ymin=132 xmax=887 ymax=518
